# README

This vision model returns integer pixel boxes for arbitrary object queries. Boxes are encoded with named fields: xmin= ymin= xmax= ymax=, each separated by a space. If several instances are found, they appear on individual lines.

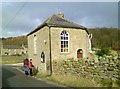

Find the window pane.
xmin=63 ymin=44 xmax=66 ymax=48
xmin=61 ymin=45 xmax=64 ymax=48
xmin=61 ymin=41 xmax=64 ymax=44
xmin=65 ymin=45 xmax=68 ymax=48
xmin=65 ymin=37 xmax=68 ymax=40
xmin=61 ymin=33 xmax=63 ymax=35
xmin=66 ymin=37 xmax=68 ymax=39
xmin=64 ymin=48 xmax=68 ymax=52
xmin=65 ymin=41 xmax=68 ymax=44
xmin=65 ymin=34 xmax=68 ymax=37
xmin=66 ymin=49 xmax=68 ymax=52
xmin=63 ymin=41 xmax=65 ymax=44
xmin=61 ymin=36 xmax=63 ymax=40
xmin=61 ymin=49 xmax=63 ymax=52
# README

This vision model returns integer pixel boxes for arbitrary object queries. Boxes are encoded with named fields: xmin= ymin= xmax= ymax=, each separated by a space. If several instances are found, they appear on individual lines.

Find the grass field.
xmin=1 ymin=55 xmax=28 ymax=64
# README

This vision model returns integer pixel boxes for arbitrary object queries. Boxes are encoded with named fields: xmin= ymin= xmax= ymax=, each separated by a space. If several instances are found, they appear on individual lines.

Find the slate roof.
xmin=27 ymin=14 xmax=88 ymax=36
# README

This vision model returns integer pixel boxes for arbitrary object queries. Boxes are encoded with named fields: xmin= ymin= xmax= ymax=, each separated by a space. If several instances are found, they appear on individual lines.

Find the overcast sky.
xmin=1 ymin=2 xmax=118 ymax=38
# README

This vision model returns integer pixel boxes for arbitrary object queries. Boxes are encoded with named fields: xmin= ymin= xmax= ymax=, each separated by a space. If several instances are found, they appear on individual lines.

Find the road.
xmin=2 ymin=65 xmax=70 ymax=89
xmin=0 ymin=65 xmax=2 ymax=88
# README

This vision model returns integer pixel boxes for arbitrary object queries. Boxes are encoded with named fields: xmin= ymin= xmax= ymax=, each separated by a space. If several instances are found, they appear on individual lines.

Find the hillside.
xmin=88 ymin=28 xmax=119 ymax=50
xmin=1 ymin=28 xmax=119 ymax=50
xmin=2 ymin=36 xmax=27 ymax=46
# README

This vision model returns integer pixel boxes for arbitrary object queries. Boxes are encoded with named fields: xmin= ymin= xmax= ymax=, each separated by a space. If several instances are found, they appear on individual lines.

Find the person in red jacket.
xmin=28 ymin=59 xmax=34 ymax=76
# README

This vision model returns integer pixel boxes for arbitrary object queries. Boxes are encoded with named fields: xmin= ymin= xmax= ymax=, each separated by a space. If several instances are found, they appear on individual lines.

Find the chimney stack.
xmin=57 ymin=12 xmax=64 ymax=18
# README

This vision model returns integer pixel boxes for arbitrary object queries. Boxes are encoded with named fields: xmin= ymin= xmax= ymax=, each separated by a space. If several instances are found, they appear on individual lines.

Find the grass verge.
xmin=1 ymin=55 xmax=27 ymax=64
xmin=36 ymin=72 xmax=100 ymax=87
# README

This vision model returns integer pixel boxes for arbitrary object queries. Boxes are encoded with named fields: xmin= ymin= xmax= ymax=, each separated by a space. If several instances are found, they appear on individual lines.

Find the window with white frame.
xmin=61 ymin=31 xmax=69 ymax=53
xmin=34 ymin=35 xmax=37 ymax=54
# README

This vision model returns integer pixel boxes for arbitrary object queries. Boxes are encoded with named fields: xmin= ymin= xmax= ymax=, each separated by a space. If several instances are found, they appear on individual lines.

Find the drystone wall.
xmin=52 ymin=57 xmax=120 ymax=82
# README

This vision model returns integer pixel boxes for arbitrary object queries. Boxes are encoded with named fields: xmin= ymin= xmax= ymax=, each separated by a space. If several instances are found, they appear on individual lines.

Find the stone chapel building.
xmin=27 ymin=13 xmax=92 ymax=75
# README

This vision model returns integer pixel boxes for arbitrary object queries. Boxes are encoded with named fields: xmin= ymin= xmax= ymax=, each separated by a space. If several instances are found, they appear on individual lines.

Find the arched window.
xmin=77 ymin=49 xmax=83 ymax=59
xmin=61 ymin=31 xmax=69 ymax=53
xmin=41 ymin=52 xmax=45 ymax=63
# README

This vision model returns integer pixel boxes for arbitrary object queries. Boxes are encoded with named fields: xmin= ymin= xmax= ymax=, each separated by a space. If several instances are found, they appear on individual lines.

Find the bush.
xmin=96 ymin=48 xmax=110 ymax=56
xmin=32 ymin=67 xmax=39 ymax=76
xmin=101 ymin=79 xmax=112 ymax=87
xmin=96 ymin=50 xmax=104 ymax=56
xmin=115 ymin=80 xmax=120 ymax=87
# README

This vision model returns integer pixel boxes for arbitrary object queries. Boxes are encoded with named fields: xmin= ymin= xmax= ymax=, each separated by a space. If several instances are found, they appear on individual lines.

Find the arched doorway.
xmin=77 ymin=49 xmax=83 ymax=59
xmin=41 ymin=52 xmax=45 ymax=63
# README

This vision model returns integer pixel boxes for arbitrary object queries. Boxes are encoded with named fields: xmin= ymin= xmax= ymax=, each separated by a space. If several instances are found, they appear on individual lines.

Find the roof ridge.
xmin=33 ymin=14 xmax=55 ymax=30
xmin=54 ymin=14 xmax=86 ymax=29
xmin=27 ymin=13 xmax=88 ymax=36
xmin=45 ymin=14 xmax=56 ymax=24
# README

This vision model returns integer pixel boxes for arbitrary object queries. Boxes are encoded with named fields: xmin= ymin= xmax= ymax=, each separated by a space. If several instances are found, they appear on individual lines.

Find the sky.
xmin=1 ymin=2 xmax=118 ymax=38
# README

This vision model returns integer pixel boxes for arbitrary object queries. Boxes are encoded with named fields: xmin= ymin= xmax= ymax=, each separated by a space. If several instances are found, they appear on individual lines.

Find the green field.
xmin=1 ymin=55 xmax=28 ymax=64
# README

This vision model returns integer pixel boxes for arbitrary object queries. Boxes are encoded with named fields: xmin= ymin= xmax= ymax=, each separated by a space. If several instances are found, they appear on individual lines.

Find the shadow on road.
xmin=2 ymin=65 xmax=72 ymax=89
xmin=2 ymin=65 xmax=16 ymax=88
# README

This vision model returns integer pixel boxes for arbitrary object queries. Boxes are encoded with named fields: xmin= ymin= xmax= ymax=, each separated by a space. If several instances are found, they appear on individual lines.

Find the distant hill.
xmin=1 ymin=28 xmax=119 ymax=50
xmin=88 ymin=28 xmax=120 ymax=50
xmin=2 ymin=36 xmax=27 ymax=46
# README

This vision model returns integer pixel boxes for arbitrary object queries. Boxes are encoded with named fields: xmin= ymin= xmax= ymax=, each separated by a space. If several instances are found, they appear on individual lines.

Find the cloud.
xmin=3 ymin=15 xmax=43 ymax=37
xmin=2 ymin=2 xmax=118 ymax=38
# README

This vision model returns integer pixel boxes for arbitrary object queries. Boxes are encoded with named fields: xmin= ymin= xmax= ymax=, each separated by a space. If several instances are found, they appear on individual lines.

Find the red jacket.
xmin=28 ymin=61 xmax=34 ymax=68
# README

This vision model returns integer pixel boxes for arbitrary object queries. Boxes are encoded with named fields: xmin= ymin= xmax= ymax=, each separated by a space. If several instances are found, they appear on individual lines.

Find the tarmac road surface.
xmin=2 ymin=65 xmax=71 ymax=89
